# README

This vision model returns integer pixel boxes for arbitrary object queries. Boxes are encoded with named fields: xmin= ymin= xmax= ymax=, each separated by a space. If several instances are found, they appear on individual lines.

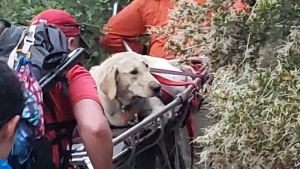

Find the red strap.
xmin=152 ymin=74 xmax=198 ymax=139
xmin=187 ymin=95 xmax=200 ymax=139
xmin=151 ymin=74 xmax=199 ymax=90
xmin=187 ymin=114 xmax=197 ymax=138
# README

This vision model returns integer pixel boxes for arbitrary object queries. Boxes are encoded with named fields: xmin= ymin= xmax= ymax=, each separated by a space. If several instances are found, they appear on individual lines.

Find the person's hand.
xmin=0 ymin=115 xmax=20 ymax=160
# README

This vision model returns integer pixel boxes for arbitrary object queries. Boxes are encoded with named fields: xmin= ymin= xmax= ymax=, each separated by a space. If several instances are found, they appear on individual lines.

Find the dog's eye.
xmin=130 ymin=69 xmax=138 ymax=75
xmin=143 ymin=62 xmax=149 ymax=68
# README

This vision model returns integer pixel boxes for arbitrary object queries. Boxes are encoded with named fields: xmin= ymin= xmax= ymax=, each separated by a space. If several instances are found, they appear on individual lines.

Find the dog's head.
xmin=99 ymin=52 xmax=161 ymax=103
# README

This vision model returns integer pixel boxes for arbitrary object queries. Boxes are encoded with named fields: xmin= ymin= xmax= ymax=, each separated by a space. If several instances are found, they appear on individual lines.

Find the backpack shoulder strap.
xmin=7 ymin=25 xmax=37 ymax=69
xmin=21 ymin=25 xmax=37 ymax=55
xmin=7 ymin=27 xmax=28 ymax=69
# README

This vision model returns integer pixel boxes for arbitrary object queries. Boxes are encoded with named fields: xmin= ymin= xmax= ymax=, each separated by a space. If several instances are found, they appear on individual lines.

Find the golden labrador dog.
xmin=89 ymin=52 xmax=209 ymax=168
xmin=89 ymin=52 xmax=190 ymax=127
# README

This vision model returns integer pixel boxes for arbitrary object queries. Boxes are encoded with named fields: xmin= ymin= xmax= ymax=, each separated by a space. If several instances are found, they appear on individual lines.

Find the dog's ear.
xmin=100 ymin=66 xmax=118 ymax=100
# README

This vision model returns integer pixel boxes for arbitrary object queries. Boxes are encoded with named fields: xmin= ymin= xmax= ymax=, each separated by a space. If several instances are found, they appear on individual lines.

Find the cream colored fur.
xmin=90 ymin=52 xmax=192 ymax=127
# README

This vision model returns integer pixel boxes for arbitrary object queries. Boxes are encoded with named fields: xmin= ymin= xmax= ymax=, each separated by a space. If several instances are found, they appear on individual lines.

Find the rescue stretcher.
xmin=70 ymin=76 xmax=204 ymax=169
xmin=69 ymin=2 xmax=208 ymax=169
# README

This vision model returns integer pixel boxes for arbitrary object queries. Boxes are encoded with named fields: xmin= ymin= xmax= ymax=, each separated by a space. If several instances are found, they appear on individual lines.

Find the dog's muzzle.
xmin=149 ymin=81 xmax=161 ymax=95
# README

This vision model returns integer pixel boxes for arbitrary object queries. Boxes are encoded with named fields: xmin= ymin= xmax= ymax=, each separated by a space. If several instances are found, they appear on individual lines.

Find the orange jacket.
xmin=100 ymin=0 xmax=248 ymax=60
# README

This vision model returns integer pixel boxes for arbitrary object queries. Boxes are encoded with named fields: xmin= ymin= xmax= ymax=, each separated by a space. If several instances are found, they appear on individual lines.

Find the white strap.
xmin=21 ymin=25 xmax=36 ymax=54
xmin=7 ymin=28 xmax=29 ymax=69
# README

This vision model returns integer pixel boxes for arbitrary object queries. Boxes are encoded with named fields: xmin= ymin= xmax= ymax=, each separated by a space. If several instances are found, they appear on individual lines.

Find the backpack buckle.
xmin=24 ymin=35 xmax=35 ymax=45
xmin=21 ymin=25 xmax=37 ymax=54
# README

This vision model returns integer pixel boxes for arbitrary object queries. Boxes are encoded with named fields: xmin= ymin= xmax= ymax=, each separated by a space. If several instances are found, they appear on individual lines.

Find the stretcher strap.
xmin=186 ymin=114 xmax=196 ymax=139
xmin=152 ymin=73 xmax=198 ymax=139
xmin=151 ymin=74 xmax=199 ymax=90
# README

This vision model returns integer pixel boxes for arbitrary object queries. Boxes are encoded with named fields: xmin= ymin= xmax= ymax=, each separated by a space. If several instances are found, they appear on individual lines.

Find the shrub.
xmin=151 ymin=0 xmax=300 ymax=168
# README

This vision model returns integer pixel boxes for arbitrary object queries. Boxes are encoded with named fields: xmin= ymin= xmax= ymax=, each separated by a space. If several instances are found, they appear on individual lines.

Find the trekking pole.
xmin=122 ymin=40 xmax=133 ymax=52
xmin=113 ymin=2 xmax=119 ymax=16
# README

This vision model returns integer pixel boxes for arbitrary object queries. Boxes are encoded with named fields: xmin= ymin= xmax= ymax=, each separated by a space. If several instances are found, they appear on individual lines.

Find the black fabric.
xmin=134 ymin=131 xmax=186 ymax=169
xmin=30 ymin=137 xmax=58 ymax=169
xmin=141 ymin=44 xmax=148 ymax=55
xmin=8 ymin=137 xmax=57 ymax=169
xmin=0 ymin=19 xmax=11 ymax=28
xmin=9 ymin=135 xmax=72 ymax=169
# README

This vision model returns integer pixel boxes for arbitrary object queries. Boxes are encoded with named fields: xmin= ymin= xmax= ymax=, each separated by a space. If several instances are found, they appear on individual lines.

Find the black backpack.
xmin=0 ymin=19 xmax=83 ymax=169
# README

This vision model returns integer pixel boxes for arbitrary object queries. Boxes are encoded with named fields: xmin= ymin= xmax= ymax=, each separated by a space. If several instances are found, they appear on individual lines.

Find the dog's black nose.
xmin=150 ymin=82 xmax=161 ymax=93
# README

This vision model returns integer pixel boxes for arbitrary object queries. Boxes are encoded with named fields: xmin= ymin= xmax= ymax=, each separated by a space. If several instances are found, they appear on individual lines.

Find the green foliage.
xmin=151 ymin=0 xmax=300 ymax=168
xmin=0 ymin=0 xmax=130 ymax=69
xmin=201 ymin=0 xmax=300 ymax=168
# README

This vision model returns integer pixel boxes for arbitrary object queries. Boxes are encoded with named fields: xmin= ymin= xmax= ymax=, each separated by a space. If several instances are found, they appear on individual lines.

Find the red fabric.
xmin=161 ymin=88 xmax=197 ymax=139
xmin=155 ymin=74 xmax=198 ymax=139
xmin=43 ymin=65 xmax=102 ymax=166
xmin=187 ymin=114 xmax=197 ymax=138
xmin=152 ymin=74 xmax=198 ymax=90
xmin=30 ymin=9 xmax=80 ymax=37
xmin=160 ymin=90 xmax=174 ymax=105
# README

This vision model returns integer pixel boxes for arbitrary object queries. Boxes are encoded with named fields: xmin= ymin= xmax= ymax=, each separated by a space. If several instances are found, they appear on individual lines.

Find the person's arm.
xmin=73 ymin=99 xmax=112 ymax=169
xmin=99 ymin=0 xmax=147 ymax=54
xmin=67 ymin=65 xmax=112 ymax=169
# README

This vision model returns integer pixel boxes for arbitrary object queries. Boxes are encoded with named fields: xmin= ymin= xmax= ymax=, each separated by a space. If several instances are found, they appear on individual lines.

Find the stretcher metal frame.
xmin=70 ymin=77 xmax=202 ymax=169
xmin=70 ymin=2 xmax=205 ymax=168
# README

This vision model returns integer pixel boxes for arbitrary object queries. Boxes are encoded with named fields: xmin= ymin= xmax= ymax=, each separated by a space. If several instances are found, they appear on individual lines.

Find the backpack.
xmin=0 ymin=20 xmax=82 ymax=169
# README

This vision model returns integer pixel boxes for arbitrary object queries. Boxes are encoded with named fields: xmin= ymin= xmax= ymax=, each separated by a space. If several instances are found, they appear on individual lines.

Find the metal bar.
xmin=113 ymin=78 xmax=201 ymax=145
xmin=113 ymin=2 xmax=119 ymax=16
xmin=113 ymin=98 xmax=180 ymax=145
xmin=122 ymin=40 xmax=133 ymax=52
xmin=70 ymin=78 xmax=202 ymax=168
xmin=112 ymin=1 xmax=137 ymax=53
xmin=174 ymin=127 xmax=180 ymax=169
xmin=133 ymin=119 xmax=165 ymax=155
xmin=113 ymin=148 xmax=129 ymax=161
xmin=84 ymin=158 xmax=93 ymax=169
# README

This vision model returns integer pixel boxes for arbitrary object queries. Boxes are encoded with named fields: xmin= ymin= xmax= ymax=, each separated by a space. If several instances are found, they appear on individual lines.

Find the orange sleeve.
xmin=100 ymin=0 xmax=147 ymax=54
